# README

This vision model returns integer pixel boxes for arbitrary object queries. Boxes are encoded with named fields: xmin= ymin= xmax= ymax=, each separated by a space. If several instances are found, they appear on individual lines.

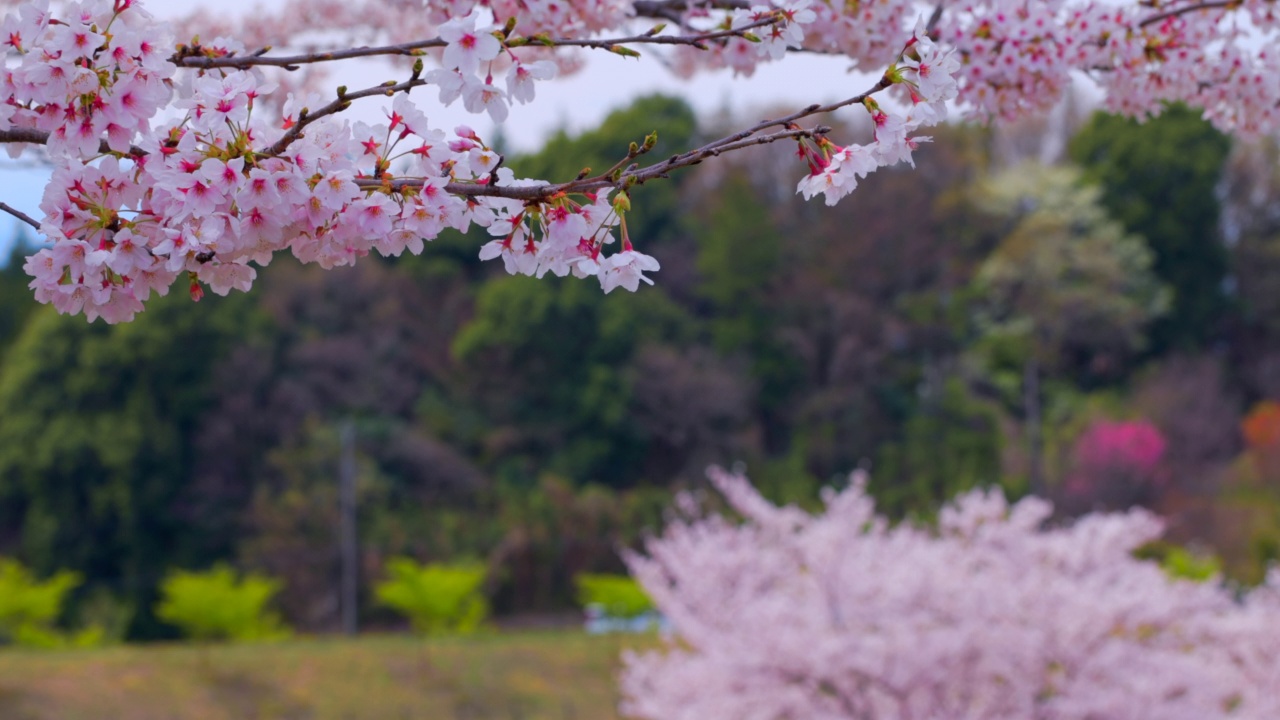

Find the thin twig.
xmin=174 ymin=17 xmax=782 ymax=71
xmin=925 ymin=2 xmax=947 ymax=35
xmin=264 ymin=77 xmax=431 ymax=157
xmin=175 ymin=39 xmax=445 ymax=69
xmin=1139 ymin=0 xmax=1240 ymax=27
xmin=633 ymin=0 xmax=751 ymax=15
xmin=0 ymin=202 xmax=39 ymax=231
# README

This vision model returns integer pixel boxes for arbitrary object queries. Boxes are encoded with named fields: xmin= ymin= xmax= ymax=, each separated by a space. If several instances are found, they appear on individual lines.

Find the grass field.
xmin=0 ymin=630 xmax=655 ymax=720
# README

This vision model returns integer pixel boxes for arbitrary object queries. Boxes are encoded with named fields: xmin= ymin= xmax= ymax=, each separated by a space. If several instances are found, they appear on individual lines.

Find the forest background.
xmin=2 ymin=93 xmax=1279 ymax=641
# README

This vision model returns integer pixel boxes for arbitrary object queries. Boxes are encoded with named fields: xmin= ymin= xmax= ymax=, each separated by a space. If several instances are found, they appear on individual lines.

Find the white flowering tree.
xmin=623 ymin=468 xmax=1280 ymax=719
xmin=0 ymin=0 xmax=1277 ymax=321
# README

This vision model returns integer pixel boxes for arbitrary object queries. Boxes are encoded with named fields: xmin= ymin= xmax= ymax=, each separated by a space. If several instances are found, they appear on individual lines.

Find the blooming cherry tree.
xmin=622 ymin=468 xmax=1280 ymax=719
xmin=0 ymin=0 xmax=1277 ymax=322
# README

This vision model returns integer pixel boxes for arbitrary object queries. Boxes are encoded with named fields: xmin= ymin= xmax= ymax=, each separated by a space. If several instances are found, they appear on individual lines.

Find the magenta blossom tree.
xmin=0 ymin=0 xmax=1278 ymax=321
xmin=1066 ymin=419 xmax=1168 ymax=511
xmin=623 ymin=468 xmax=1280 ymax=719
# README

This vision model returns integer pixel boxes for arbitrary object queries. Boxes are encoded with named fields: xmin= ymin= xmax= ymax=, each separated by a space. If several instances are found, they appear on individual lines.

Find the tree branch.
xmin=633 ymin=0 xmax=751 ymax=15
xmin=264 ymin=77 xmax=431 ymax=157
xmin=0 ymin=128 xmax=145 ymax=157
xmin=925 ymin=2 xmax=947 ymax=35
xmin=0 ymin=202 xmax=39 ymax=231
xmin=1139 ymin=0 xmax=1240 ymax=27
xmin=174 ymin=18 xmax=783 ymax=71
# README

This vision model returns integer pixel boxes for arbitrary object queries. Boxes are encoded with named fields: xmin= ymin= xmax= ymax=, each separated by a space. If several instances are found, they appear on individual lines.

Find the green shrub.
xmin=1161 ymin=547 xmax=1222 ymax=583
xmin=574 ymin=573 xmax=653 ymax=619
xmin=1135 ymin=541 xmax=1222 ymax=583
xmin=154 ymin=565 xmax=291 ymax=642
xmin=0 ymin=557 xmax=102 ymax=648
xmin=375 ymin=559 xmax=488 ymax=635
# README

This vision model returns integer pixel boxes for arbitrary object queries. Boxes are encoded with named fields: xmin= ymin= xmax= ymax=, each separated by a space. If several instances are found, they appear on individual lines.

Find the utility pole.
xmin=339 ymin=419 xmax=358 ymax=636
xmin=1024 ymin=354 xmax=1043 ymax=497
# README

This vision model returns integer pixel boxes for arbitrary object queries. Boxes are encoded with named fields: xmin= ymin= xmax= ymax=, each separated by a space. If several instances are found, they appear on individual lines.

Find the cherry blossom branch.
xmin=172 ymin=39 xmax=444 ymax=70
xmin=264 ymin=77 xmax=429 ymax=157
xmin=0 ymin=71 xmax=878 ymax=219
xmin=443 ymin=124 xmax=828 ymax=199
xmin=0 ymin=202 xmax=39 ymax=231
xmin=364 ymin=74 xmax=893 ymax=200
xmin=1138 ymin=0 xmax=1241 ymax=27
xmin=0 ymin=127 xmax=61 ymax=147
xmin=633 ymin=0 xmax=751 ymax=15
xmin=172 ymin=18 xmax=783 ymax=71
xmin=0 ymin=128 xmax=145 ymax=157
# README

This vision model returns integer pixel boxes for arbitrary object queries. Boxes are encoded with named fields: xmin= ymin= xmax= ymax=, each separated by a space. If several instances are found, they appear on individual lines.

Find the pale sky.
xmin=0 ymin=0 xmax=874 ymax=253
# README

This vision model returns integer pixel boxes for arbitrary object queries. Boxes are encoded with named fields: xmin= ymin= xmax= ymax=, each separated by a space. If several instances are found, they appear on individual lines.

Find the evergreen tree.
xmin=1069 ymin=105 xmax=1231 ymax=352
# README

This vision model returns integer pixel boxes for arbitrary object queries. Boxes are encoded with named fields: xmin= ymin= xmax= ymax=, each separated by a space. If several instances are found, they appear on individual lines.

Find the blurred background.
xmin=1 ymin=88 xmax=1279 ymax=717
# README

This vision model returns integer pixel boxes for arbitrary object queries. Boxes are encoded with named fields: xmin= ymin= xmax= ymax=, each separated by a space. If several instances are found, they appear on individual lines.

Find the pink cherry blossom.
xmin=506 ymin=60 xmax=556 ymax=104
xmin=438 ymin=10 xmax=501 ymax=75
xmin=599 ymin=249 xmax=659 ymax=293
xmin=622 ymin=468 xmax=1280 ymax=719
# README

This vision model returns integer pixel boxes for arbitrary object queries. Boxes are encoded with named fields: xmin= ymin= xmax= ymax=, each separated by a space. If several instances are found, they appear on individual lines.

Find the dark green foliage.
xmin=453 ymin=275 xmax=694 ymax=486
xmin=0 ymin=233 xmax=40 ymax=353
xmin=872 ymin=378 xmax=1003 ymax=517
xmin=1069 ymin=105 xmax=1232 ymax=351
xmin=697 ymin=173 xmax=779 ymax=346
xmin=0 ymin=291 xmax=253 ymax=638
xmin=696 ymin=174 xmax=804 ymax=423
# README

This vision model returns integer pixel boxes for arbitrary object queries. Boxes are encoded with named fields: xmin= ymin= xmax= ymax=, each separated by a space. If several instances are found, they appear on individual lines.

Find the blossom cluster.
xmin=25 ymin=59 xmax=483 ymax=322
xmin=83 ymin=0 xmax=1280 ymax=137
xmin=1 ymin=0 xmax=173 ymax=158
xmin=476 ymin=187 xmax=661 ymax=293
xmin=796 ymin=26 xmax=960 ymax=207
xmin=2 ymin=0 xmax=1278 ymax=323
xmin=6 ymin=1 xmax=677 ymax=321
xmin=424 ymin=10 xmax=559 ymax=125
xmin=623 ymin=469 xmax=1280 ymax=719
xmin=641 ymin=0 xmax=1280 ymax=136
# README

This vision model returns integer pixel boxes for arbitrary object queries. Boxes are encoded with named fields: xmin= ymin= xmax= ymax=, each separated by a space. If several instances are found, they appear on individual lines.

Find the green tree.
xmin=0 ymin=230 xmax=40 ymax=356
xmin=873 ymin=377 xmax=1003 ymax=517
xmin=0 ymin=291 xmax=253 ymax=638
xmin=973 ymin=162 xmax=1168 ymax=493
xmin=1069 ymin=105 xmax=1231 ymax=351
xmin=452 ymin=275 xmax=693 ymax=486
xmin=695 ymin=173 xmax=803 ymax=439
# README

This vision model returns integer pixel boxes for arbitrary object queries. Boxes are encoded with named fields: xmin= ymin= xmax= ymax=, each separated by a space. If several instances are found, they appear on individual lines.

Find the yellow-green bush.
xmin=574 ymin=573 xmax=653 ymax=618
xmin=375 ymin=559 xmax=488 ymax=635
xmin=0 ymin=557 xmax=101 ymax=648
xmin=155 ymin=565 xmax=291 ymax=642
